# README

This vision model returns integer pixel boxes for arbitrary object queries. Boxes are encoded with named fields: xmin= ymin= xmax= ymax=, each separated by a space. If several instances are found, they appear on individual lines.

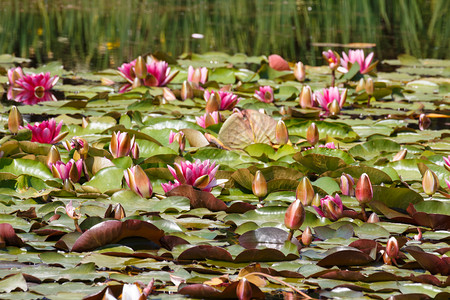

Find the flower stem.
xmin=287 ymin=229 xmax=294 ymax=242
xmin=331 ymin=70 xmax=335 ymax=87
xmin=244 ymin=272 xmax=313 ymax=299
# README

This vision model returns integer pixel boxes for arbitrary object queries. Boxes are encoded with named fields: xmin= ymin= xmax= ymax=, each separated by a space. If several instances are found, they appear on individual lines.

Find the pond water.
xmin=0 ymin=0 xmax=448 ymax=70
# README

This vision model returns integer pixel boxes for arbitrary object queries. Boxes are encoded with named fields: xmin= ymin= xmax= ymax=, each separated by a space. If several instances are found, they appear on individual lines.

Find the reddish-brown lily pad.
xmin=178 ymin=281 xmax=265 ymax=299
xmin=317 ymin=246 xmax=375 ymax=267
xmin=0 ymin=223 xmax=25 ymax=248
xmin=71 ymin=219 xmax=164 ymax=252
xmin=167 ymin=184 xmax=228 ymax=211
xmin=405 ymin=246 xmax=450 ymax=275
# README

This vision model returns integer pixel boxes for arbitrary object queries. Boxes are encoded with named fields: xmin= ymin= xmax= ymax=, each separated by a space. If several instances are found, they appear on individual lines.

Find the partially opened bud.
xmin=422 ymin=169 xmax=439 ymax=196
xmin=206 ymin=92 xmax=220 ymax=113
xmin=419 ymin=113 xmax=431 ymax=131
xmin=132 ymin=76 xmax=141 ymax=89
xmin=193 ymin=174 xmax=210 ymax=190
xmin=328 ymin=99 xmax=341 ymax=116
xmin=340 ymin=173 xmax=355 ymax=196
xmin=365 ymin=77 xmax=374 ymax=96
xmin=367 ymin=212 xmax=380 ymax=223
xmin=276 ymin=120 xmax=289 ymax=145
xmin=392 ymin=149 xmax=407 ymax=161
xmin=296 ymin=177 xmax=314 ymax=206
xmin=134 ymin=56 xmax=148 ymax=79
xmin=47 ymin=146 xmax=61 ymax=169
xmin=294 ymin=61 xmax=306 ymax=82
xmin=306 ymin=122 xmax=319 ymax=146
xmin=105 ymin=203 xmax=126 ymax=220
xmin=284 ymin=199 xmax=305 ymax=230
xmin=386 ymin=237 xmax=399 ymax=259
xmin=279 ymin=106 xmax=287 ymax=115
xmin=252 ymin=170 xmax=267 ymax=198
xmin=299 ymin=86 xmax=313 ymax=108
xmin=355 ymin=78 xmax=365 ymax=93
xmin=181 ymin=80 xmax=194 ymax=100
xmin=204 ymin=113 xmax=218 ymax=128
xmin=123 ymin=165 xmax=153 ymax=198
xmin=355 ymin=173 xmax=373 ymax=204
xmin=130 ymin=136 xmax=139 ymax=159
xmin=8 ymin=106 xmax=22 ymax=134
xmin=236 ymin=278 xmax=252 ymax=300
xmin=110 ymin=131 xmax=131 ymax=158
xmin=301 ymin=226 xmax=313 ymax=246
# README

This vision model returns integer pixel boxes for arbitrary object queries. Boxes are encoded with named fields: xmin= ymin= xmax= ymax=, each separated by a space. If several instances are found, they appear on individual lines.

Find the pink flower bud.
xmin=422 ymin=169 xmax=439 ymax=196
xmin=124 ymin=165 xmax=153 ymax=198
xmin=8 ymin=106 xmax=22 ymax=134
xmin=306 ymin=122 xmax=319 ymax=146
xmin=386 ymin=237 xmax=399 ymax=259
xmin=236 ymin=278 xmax=252 ymax=300
xmin=276 ymin=120 xmax=289 ymax=145
xmin=299 ymin=86 xmax=313 ymax=108
xmin=294 ymin=62 xmax=306 ymax=82
xmin=340 ymin=173 xmax=355 ymax=196
xmin=355 ymin=173 xmax=373 ymax=204
xmin=284 ymin=199 xmax=305 ymax=230
xmin=301 ymin=226 xmax=313 ymax=246
xmin=252 ymin=170 xmax=267 ymax=198
xmin=296 ymin=177 xmax=314 ymax=206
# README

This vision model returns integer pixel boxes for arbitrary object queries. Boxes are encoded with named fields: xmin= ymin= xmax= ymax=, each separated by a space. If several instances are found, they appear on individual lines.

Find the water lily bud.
xmin=383 ymin=251 xmax=392 ymax=265
xmin=279 ymin=106 xmax=287 ymax=115
xmin=355 ymin=173 xmax=373 ymax=204
xmin=110 ymin=131 xmax=131 ymax=158
xmin=268 ymin=54 xmax=290 ymax=71
xmin=105 ymin=203 xmax=126 ymax=220
xmin=365 ymin=77 xmax=374 ymax=96
xmin=306 ymin=122 xmax=319 ymax=146
xmin=301 ymin=226 xmax=313 ymax=246
xmin=355 ymin=78 xmax=365 ymax=93
xmin=204 ymin=113 xmax=218 ymax=128
xmin=386 ymin=237 xmax=399 ymax=259
xmin=8 ymin=106 xmax=23 ymax=134
xmin=340 ymin=173 xmax=355 ymax=196
xmin=206 ymin=92 xmax=220 ymax=113
xmin=81 ymin=117 xmax=89 ymax=129
xmin=236 ymin=278 xmax=252 ymax=300
xmin=312 ymin=193 xmax=321 ymax=207
xmin=62 ymin=178 xmax=74 ymax=191
xmin=181 ymin=80 xmax=194 ymax=100
xmin=296 ymin=177 xmax=314 ymax=206
xmin=414 ymin=228 xmax=422 ymax=241
xmin=163 ymin=87 xmax=177 ymax=101
xmin=276 ymin=120 xmax=289 ymax=145
xmin=299 ymin=86 xmax=313 ymax=108
xmin=134 ymin=56 xmax=147 ymax=79
xmin=130 ymin=136 xmax=139 ymax=159
xmin=252 ymin=170 xmax=267 ymax=198
xmin=419 ymin=113 xmax=431 ymax=131
xmin=123 ymin=165 xmax=153 ymax=198
xmin=132 ymin=76 xmax=141 ymax=89
xmin=392 ymin=149 xmax=407 ymax=161
xmin=47 ymin=146 xmax=61 ymax=169
xmin=284 ymin=199 xmax=305 ymax=230
xmin=328 ymin=99 xmax=341 ymax=116
xmin=193 ymin=174 xmax=210 ymax=190
xmin=367 ymin=212 xmax=380 ymax=223
xmin=294 ymin=61 xmax=306 ymax=82
xmin=69 ymin=162 xmax=80 ymax=183
xmin=422 ymin=169 xmax=439 ymax=196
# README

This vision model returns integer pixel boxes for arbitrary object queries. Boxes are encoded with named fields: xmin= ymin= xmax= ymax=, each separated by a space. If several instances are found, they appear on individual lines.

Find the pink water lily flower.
xmin=14 ymin=71 xmax=59 ymax=94
xmin=110 ymin=131 xmax=138 ymax=159
xmin=322 ymin=50 xmax=340 ymax=70
xmin=338 ymin=49 xmax=376 ymax=74
xmin=162 ymin=159 xmax=219 ymax=193
xmin=118 ymin=57 xmax=178 ymax=92
xmin=313 ymin=194 xmax=343 ymax=221
xmin=188 ymin=66 xmax=208 ymax=85
xmin=314 ymin=87 xmax=347 ymax=114
xmin=254 ymin=86 xmax=274 ymax=103
xmin=195 ymin=111 xmax=221 ymax=128
xmin=25 ymin=119 xmax=67 ymax=144
xmin=443 ymin=156 xmax=450 ymax=172
xmin=7 ymin=67 xmax=25 ymax=86
xmin=204 ymin=90 xmax=240 ymax=111
xmin=51 ymin=159 xmax=83 ymax=183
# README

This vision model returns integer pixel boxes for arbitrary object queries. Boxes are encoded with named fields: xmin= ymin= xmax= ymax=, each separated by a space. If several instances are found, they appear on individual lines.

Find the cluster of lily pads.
xmin=0 ymin=48 xmax=449 ymax=299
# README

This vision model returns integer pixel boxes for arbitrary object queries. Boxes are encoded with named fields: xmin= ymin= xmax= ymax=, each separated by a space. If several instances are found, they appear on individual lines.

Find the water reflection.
xmin=0 ymin=0 xmax=448 ymax=70
xmin=7 ymin=87 xmax=57 ymax=105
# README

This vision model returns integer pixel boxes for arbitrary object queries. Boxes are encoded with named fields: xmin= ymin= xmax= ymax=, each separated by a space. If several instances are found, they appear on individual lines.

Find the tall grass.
xmin=0 ymin=0 xmax=447 ymax=70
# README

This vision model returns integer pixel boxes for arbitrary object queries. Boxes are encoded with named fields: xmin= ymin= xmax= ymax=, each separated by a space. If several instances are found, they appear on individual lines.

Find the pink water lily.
xmin=195 ymin=111 xmax=221 ymax=128
xmin=254 ymin=86 xmax=274 ymax=103
xmin=162 ymin=159 xmax=219 ymax=193
xmin=313 ymin=194 xmax=343 ymax=221
xmin=118 ymin=57 xmax=178 ymax=92
xmin=25 ymin=119 xmax=67 ymax=144
xmin=7 ymin=67 xmax=25 ymax=86
xmin=188 ymin=66 xmax=208 ymax=85
xmin=110 ymin=131 xmax=138 ymax=159
xmin=314 ymin=87 xmax=347 ymax=114
xmin=338 ymin=49 xmax=377 ymax=74
xmin=204 ymin=90 xmax=240 ymax=111
xmin=322 ymin=50 xmax=340 ymax=70
xmin=51 ymin=159 xmax=83 ymax=183
xmin=13 ymin=70 xmax=59 ymax=93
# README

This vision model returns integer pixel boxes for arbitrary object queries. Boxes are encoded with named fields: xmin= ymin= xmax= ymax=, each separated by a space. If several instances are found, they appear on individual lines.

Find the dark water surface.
xmin=0 ymin=0 xmax=448 ymax=70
